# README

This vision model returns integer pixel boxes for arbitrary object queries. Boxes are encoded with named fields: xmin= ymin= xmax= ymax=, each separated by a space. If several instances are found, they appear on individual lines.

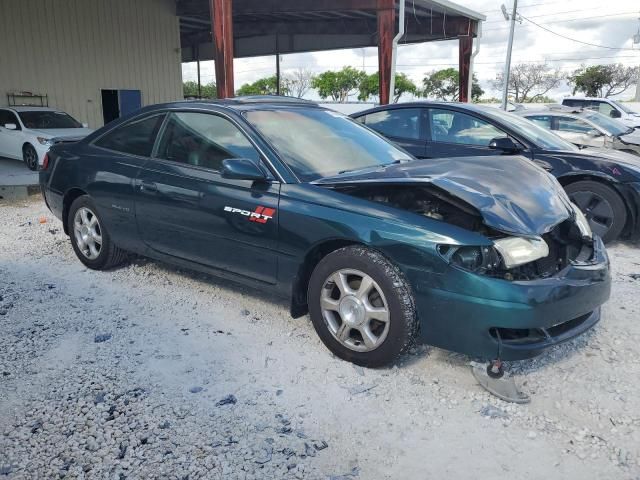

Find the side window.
xmin=429 ymin=109 xmax=504 ymax=146
xmin=0 ymin=110 xmax=20 ymax=129
xmin=362 ymin=108 xmax=421 ymax=140
xmin=591 ymin=101 xmax=616 ymax=117
xmin=95 ymin=114 xmax=164 ymax=157
xmin=562 ymin=99 xmax=584 ymax=108
xmin=526 ymin=115 xmax=552 ymax=129
xmin=556 ymin=116 xmax=592 ymax=134
xmin=156 ymin=112 xmax=260 ymax=171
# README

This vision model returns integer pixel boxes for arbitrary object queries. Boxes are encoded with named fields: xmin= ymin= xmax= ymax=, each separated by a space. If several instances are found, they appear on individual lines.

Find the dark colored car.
xmin=351 ymin=102 xmax=640 ymax=243
xmin=40 ymin=98 xmax=610 ymax=367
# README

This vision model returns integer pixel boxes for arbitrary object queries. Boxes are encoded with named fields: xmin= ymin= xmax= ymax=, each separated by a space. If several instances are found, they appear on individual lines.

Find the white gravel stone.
xmin=1 ymin=197 xmax=639 ymax=478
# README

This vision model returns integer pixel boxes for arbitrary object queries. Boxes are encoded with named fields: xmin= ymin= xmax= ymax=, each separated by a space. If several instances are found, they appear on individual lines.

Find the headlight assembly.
xmin=571 ymin=202 xmax=592 ymax=240
xmin=437 ymin=244 xmax=500 ymax=273
xmin=37 ymin=137 xmax=54 ymax=146
xmin=493 ymin=236 xmax=549 ymax=269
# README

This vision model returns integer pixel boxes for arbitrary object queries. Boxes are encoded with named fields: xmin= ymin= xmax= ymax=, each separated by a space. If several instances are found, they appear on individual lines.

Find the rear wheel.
xmin=23 ymin=144 xmax=38 ymax=171
xmin=67 ymin=195 xmax=127 ymax=269
xmin=308 ymin=246 xmax=417 ymax=367
xmin=564 ymin=180 xmax=627 ymax=243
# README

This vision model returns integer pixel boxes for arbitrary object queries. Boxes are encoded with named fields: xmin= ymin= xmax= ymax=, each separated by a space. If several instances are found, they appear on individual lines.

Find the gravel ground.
xmin=1 ymin=196 xmax=639 ymax=479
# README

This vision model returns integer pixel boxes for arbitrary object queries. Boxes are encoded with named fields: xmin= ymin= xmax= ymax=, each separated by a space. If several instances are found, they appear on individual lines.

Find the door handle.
xmin=140 ymin=181 xmax=158 ymax=192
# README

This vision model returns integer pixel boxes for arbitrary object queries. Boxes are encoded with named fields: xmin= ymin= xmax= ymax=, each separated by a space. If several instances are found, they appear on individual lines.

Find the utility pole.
xmin=501 ymin=1 xmax=518 ymax=110
xmin=633 ymin=17 xmax=640 ymax=102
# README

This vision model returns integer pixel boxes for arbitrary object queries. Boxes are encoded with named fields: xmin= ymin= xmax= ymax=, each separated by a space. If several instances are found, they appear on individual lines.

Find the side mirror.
xmin=610 ymin=110 xmax=622 ymax=119
xmin=488 ymin=137 xmax=521 ymax=154
xmin=221 ymin=158 xmax=267 ymax=181
xmin=82 ymin=122 xmax=89 ymax=128
xmin=4 ymin=123 xmax=17 ymax=130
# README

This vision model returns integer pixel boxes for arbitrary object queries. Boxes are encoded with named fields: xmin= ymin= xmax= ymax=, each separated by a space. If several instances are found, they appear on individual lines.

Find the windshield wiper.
xmin=338 ymin=159 xmax=403 ymax=175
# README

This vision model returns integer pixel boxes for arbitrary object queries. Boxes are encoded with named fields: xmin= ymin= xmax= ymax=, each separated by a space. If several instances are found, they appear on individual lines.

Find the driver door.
xmin=135 ymin=110 xmax=279 ymax=284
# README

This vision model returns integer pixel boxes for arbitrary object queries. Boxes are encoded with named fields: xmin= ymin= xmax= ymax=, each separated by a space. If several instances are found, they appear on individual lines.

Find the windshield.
xmin=244 ymin=108 xmax=412 ymax=181
xmin=583 ymin=111 xmax=631 ymax=136
xmin=18 ymin=110 xmax=82 ymax=129
xmin=609 ymin=100 xmax=636 ymax=115
xmin=482 ymin=107 xmax=579 ymax=151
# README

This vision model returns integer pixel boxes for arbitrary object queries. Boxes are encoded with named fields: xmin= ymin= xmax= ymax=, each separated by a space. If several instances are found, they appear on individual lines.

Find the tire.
xmin=67 ymin=195 xmax=127 ymax=270
xmin=23 ymin=144 xmax=39 ymax=171
xmin=564 ymin=180 xmax=627 ymax=243
xmin=307 ymin=246 xmax=417 ymax=367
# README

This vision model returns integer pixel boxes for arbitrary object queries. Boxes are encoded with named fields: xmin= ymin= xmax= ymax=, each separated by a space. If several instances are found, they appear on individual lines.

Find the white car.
xmin=561 ymin=97 xmax=640 ymax=130
xmin=0 ymin=106 xmax=93 ymax=170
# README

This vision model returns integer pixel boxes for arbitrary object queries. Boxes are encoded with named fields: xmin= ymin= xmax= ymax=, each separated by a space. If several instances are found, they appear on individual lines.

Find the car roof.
xmin=562 ymin=97 xmax=611 ymax=101
xmin=132 ymin=96 xmax=324 ymax=116
xmin=5 ymin=106 xmax=61 ymax=112
xmin=350 ymin=101 xmax=496 ymax=117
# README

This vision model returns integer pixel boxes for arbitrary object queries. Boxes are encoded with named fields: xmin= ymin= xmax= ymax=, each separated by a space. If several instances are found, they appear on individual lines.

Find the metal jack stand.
xmin=471 ymin=330 xmax=531 ymax=404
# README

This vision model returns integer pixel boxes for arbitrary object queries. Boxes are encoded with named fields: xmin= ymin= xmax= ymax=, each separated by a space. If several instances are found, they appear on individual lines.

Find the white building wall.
xmin=0 ymin=0 xmax=182 ymax=128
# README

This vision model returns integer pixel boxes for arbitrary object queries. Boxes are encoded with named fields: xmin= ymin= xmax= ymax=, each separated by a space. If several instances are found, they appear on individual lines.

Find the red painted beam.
xmin=377 ymin=0 xmax=394 ymax=105
xmin=458 ymin=36 xmax=473 ymax=102
xmin=210 ymin=0 xmax=234 ymax=98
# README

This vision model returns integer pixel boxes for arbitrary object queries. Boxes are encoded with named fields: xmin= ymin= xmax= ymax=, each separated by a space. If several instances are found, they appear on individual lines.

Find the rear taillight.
xmin=42 ymin=153 xmax=49 ymax=170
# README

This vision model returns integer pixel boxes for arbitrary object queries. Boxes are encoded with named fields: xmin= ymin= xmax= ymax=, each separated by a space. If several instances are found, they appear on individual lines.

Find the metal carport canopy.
xmin=177 ymin=0 xmax=485 ymax=103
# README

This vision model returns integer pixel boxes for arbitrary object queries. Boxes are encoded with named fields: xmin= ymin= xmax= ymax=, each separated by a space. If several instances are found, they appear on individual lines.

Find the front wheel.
xmin=67 ymin=195 xmax=127 ymax=269
xmin=564 ymin=180 xmax=627 ymax=243
xmin=23 ymin=144 xmax=39 ymax=171
xmin=308 ymin=246 xmax=417 ymax=367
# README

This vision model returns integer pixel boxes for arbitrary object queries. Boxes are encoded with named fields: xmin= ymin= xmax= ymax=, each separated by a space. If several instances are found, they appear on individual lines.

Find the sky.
xmin=181 ymin=0 xmax=640 ymax=101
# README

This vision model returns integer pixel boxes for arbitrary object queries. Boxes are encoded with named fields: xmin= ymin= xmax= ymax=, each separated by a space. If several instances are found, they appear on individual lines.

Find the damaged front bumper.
xmin=405 ymin=236 xmax=610 ymax=361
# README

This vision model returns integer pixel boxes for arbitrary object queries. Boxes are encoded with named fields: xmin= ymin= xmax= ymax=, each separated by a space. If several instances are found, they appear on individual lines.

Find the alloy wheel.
xmin=73 ymin=207 xmax=103 ymax=260
xmin=569 ymin=191 xmax=614 ymax=239
xmin=320 ymin=268 xmax=390 ymax=352
xmin=24 ymin=147 xmax=38 ymax=170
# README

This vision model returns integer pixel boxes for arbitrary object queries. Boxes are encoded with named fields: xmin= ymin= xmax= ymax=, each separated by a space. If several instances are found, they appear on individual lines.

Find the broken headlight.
xmin=438 ymin=245 xmax=500 ymax=273
xmin=571 ymin=202 xmax=593 ymax=240
xmin=493 ymin=236 xmax=549 ymax=269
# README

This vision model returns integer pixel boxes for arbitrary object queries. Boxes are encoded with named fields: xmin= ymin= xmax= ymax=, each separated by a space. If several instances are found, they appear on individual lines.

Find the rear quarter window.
xmin=94 ymin=114 xmax=165 ymax=157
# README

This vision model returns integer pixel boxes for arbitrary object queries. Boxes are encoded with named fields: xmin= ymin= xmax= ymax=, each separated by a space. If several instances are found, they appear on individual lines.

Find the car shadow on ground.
xmin=123 ymin=254 xmax=292 ymax=312
xmin=113 ymin=249 xmax=610 ymax=377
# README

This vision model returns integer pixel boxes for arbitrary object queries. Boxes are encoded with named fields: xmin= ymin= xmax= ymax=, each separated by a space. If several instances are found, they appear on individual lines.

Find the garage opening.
xmin=101 ymin=89 xmax=142 ymax=125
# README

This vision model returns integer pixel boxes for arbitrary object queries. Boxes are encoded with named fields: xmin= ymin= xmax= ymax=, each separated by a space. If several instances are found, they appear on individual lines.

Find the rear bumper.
xmin=407 ymin=236 xmax=611 ymax=361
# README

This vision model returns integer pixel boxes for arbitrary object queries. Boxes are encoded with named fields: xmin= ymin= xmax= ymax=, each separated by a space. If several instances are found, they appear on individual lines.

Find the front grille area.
xmin=489 ymin=312 xmax=593 ymax=346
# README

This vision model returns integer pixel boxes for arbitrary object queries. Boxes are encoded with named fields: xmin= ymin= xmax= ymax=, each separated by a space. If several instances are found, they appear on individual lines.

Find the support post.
xmin=210 ymin=0 xmax=234 ymax=99
xmin=501 ymin=0 xmax=518 ymax=110
xmin=196 ymin=45 xmax=202 ymax=98
xmin=377 ymin=0 xmax=395 ymax=105
xmin=459 ymin=36 xmax=473 ymax=102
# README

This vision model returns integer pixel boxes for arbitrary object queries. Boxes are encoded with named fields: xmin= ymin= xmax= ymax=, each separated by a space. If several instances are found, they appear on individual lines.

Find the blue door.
xmin=118 ymin=90 xmax=142 ymax=117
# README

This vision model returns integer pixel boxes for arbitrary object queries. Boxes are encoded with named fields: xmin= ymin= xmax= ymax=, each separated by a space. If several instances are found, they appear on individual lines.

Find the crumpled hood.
xmin=314 ymin=156 xmax=573 ymax=237
xmin=29 ymin=127 xmax=94 ymax=139
xmin=619 ymin=129 xmax=640 ymax=146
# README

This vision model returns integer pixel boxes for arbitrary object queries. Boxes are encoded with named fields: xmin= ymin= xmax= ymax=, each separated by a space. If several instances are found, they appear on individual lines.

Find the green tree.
xmin=568 ymin=64 xmax=639 ymax=98
xmin=358 ymin=72 xmax=418 ymax=103
xmin=421 ymin=68 xmax=483 ymax=102
xmin=183 ymin=81 xmax=217 ymax=98
xmin=311 ymin=67 xmax=366 ymax=102
xmin=236 ymin=76 xmax=291 ymax=96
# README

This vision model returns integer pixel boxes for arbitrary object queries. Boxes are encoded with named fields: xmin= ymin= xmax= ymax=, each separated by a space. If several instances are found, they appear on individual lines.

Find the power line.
xmin=520 ymin=14 xmax=637 ymax=50
xmin=484 ymin=11 xmax=638 ymax=32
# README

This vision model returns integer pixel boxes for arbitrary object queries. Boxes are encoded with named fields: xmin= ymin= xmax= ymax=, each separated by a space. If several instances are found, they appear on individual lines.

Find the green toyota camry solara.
xmin=40 ymin=97 xmax=611 ymax=367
